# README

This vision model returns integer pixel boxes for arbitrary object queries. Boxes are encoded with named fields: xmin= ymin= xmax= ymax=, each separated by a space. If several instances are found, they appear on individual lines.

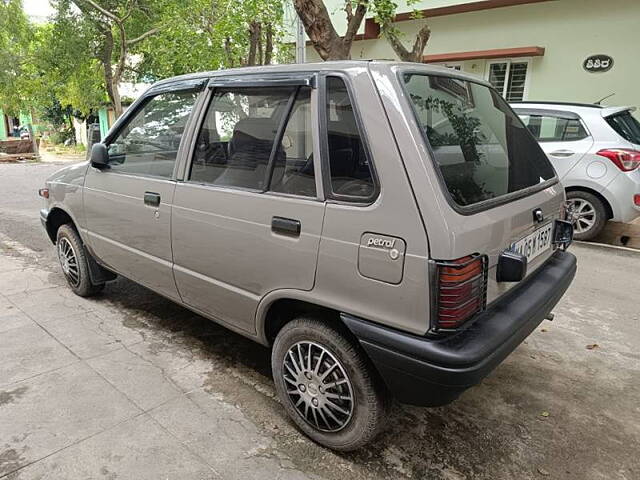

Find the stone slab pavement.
xmin=1 ymin=178 xmax=640 ymax=480
xmin=0 ymin=253 xmax=320 ymax=480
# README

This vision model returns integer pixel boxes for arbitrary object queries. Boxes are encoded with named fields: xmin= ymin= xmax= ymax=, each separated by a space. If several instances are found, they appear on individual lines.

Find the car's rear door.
xmin=84 ymin=84 xmax=202 ymax=300
xmin=171 ymin=75 xmax=325 ymax=334
xmin=513 ymin=108 xmax=594 ymax=180
xmin=382 ymin=68 xmax=566 ymax=307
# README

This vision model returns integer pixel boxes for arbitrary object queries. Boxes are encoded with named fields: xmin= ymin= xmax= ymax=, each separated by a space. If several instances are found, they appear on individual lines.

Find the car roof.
xmin=150 ymin=60 xmax=492 ymax=89
xmin=510 ymin=101 xmax=636 ymax=119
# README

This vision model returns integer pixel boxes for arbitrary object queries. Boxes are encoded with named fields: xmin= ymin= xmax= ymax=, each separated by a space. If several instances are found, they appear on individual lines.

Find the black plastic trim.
xmin=341 ymin=249 xmax=577 ymax=406
xmin=207 ymin=73 xmax=316 ymax=89
xmin=271 ymin=216 xmax=301 ymax=236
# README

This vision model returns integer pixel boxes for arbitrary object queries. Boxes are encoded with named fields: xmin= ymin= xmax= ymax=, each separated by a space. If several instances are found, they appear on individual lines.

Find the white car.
xmin=511 ymin=102 xmax=640 ymax=240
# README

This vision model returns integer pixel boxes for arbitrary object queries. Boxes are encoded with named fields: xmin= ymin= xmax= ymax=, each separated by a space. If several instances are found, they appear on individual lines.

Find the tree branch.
xmin=343 ymin=0 xmax=368 ymax=44
xmin=293 ymin=0 xmax=343 ymax=60
xmin=411 ymin=24 xmax=431 ymax=60
xmin=73 ymin=0 xmax=119 ymax=23
xmin=126 ymin=27 xmax=162 ymax=46
xmin=384 ymin=23 xmax=430 ymax=62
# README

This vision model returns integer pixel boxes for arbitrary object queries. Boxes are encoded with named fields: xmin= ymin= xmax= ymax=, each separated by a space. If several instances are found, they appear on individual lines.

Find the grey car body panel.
xmin=372 ymin=64 xmax=563 ymax=304
xmin=43 ymin=60 xmax=566 ymax=344
xmin=171 ymin=185 xmax=326 ymax=333
xmin=45 ymin=162 xmax=90 ymax=241
xmin=83 ymin=171 xmax=180 ymax=300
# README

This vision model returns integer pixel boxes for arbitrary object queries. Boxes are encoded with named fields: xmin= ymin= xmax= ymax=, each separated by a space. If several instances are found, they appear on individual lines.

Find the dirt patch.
xmin=0 ymin=387 xmax=28 ymax=407
xmin=0 ymin=446 xmax=27 ymax=477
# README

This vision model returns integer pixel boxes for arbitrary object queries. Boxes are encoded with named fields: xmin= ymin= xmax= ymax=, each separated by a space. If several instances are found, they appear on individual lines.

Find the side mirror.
xmin=90 ymin=143 xmax=109 ymax=169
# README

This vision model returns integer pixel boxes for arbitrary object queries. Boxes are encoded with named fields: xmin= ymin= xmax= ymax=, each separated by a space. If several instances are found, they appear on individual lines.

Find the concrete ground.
xmin=0 ymin=161 xmax=639 ymax=480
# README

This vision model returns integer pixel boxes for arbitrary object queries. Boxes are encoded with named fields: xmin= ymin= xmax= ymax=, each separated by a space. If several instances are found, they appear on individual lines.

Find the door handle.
xmin=271 ymin=216 xmax=301 ymax=236
xmin=549 ymin=149 xmax=575 ymax=158
xmin=144 ymin=192 xmax=161 ymax=207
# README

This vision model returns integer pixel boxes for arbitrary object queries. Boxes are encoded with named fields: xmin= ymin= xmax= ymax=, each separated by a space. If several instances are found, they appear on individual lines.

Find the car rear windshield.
xmin=605 ymin=111 xmax=640 ymax=145
xmin=402 ymin=73 xmax=556 ymax=207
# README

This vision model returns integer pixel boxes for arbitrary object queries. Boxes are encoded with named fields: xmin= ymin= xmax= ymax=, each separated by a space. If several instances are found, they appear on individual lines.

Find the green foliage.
xmin=136 ymin=0 xmax=291 ymax=81
xmin=1 ymin=0 xmax=293 ymax=127
xmin=50 ymin=127 xmax=76 ymax=145
xmin=0 ymin=0 xmax=33 ymax=114
xmin=369 ymin=0 xmax=422 ymax=38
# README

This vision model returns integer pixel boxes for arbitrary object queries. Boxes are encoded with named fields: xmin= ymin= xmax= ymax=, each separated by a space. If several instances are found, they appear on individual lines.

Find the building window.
xmin=487 ymin=60 xmax=529 ymax=102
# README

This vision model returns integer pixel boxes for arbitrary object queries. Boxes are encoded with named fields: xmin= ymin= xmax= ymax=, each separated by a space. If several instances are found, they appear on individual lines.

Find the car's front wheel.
xmin=56 ymin=224 xmax=105 ymax=297
xmin=566 ymin=191 xmax=608 ymax=241
xmin=271 ymin=317 xmax=389 ymax=451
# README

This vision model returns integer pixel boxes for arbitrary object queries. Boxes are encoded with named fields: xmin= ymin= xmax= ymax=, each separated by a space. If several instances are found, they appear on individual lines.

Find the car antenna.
xmin=594 ymin=93 xmax=615 ymax=105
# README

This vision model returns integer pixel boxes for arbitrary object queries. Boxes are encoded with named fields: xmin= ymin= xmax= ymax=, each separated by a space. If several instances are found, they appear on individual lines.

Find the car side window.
xmin=325 ymin=77 xmax=374 ymax=199
xmin=190 ymin=87 xmax=294 ymax=190
xmin=107 ymin=91 xmax=198 ymax=178
xmin=269 ymin=87 xmax=316 ymax=197
xmin=520 ymin=114 xmax=588 ymax=142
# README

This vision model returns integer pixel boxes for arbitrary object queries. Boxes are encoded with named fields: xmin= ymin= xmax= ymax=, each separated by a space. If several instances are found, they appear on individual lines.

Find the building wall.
xmin=0 ymin=110 xmax=6 ymax=141
xmin=306 ymin=0 xmax=639 ymax=109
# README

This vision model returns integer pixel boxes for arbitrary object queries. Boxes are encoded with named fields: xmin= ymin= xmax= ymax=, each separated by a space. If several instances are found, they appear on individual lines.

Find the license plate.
xmin=509 ymin=223 xmax=553 ymax=262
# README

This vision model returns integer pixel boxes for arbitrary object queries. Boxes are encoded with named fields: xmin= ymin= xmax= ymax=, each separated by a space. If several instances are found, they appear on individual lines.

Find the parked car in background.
xmin=39 ymin=62 xmax=577 ymax=450
xmin=511 ymin=102 xmax=640 ymax=240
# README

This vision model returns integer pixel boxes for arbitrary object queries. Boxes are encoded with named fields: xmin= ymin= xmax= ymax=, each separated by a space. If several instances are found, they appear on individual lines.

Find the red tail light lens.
xmin=596 ymin=149 xmax=640 ymax=172
xmin=634 ymin=194 xmax=640 ymax=207
xmin=432 ymin=254 xmax=488 ymax=331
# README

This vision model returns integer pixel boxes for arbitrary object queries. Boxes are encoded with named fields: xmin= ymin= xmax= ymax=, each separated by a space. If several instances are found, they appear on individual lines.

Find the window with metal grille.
xmin=487 ymin=60 xmax=529 ymax=101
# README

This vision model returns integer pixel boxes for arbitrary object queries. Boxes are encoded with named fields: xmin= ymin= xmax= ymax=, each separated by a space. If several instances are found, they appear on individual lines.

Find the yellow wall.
xmin=306 ymin=0 xmax=639 ymax=108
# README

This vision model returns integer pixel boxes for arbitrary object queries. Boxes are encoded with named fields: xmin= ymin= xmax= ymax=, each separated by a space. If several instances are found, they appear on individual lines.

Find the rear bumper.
xmin=342 ymin=249 xmax=577 ymax=407
xmin=40 ymin=208 xmax=49 ymax=228
xmin=606 ymin=169 xmax=640 ymax=223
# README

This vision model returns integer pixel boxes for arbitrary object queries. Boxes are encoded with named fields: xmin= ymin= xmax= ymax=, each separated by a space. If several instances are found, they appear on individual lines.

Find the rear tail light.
xmin=432 ymin=254 xmax=488 ymax=331
xmin=596 ymin=149 xmax=640 ymax=172
xmin=634 ymin=194 xmax=640 ymax=207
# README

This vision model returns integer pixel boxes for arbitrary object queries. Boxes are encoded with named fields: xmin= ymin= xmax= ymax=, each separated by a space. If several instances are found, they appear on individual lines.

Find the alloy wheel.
xmin=282 ymin=341 xmax=354 ymax=432
xmin=57 ymin=237 xmax=80 ymax=287
xmin=567 ymin=198 xmax=597 ymax=234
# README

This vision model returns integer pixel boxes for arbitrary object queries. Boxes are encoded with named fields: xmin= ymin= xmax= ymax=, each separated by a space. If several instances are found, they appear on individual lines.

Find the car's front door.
xmin=84 ymin=89 xmax=201 ymax=300
xmin=171 ymin=78 xmax=325 ymax=333
xmin=515 ymin=109 xmax=594 ymax=179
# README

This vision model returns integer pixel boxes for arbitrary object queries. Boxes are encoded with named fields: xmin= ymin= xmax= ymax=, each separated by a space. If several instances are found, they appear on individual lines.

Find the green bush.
xmin=50 ymin=127 xmax=75 ymax=145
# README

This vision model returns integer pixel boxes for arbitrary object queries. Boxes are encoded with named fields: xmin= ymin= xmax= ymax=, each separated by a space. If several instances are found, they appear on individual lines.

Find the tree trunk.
xmin=247 ymin=21 xmax=261 ymax=66
xmin=264 ymin=23 xmax=273 ymax=65
xmin=99 ymin=28 xmax=123 ymax=118
xmin=384 ymin=24 xmax=431 ymax=63
xmin=224 ymin=37 xmax=234 ymax=67
xmin=293 ymin=0 xmax=368 ymax=61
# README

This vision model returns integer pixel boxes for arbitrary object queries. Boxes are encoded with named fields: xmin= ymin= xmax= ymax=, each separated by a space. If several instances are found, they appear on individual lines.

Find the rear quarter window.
xmin=605 ymin=112 xmax=640 ymax=145
xmin=519 ymin=114 xmax=589 ymax=142
xmin=402 ymin=73 xmax=555 ymax=208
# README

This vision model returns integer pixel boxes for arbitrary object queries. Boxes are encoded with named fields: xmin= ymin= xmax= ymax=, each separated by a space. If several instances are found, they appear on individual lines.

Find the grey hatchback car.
xmin=40 ymin=61 xmax=576 ymax=451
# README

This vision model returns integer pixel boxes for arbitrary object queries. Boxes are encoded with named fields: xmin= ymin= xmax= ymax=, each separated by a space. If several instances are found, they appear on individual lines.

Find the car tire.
xmin=271 ymin=317 xmax=389 ymax=451
xmin=566 ymin=191 xmax=607 ymax=241
xmin=56 ymin=224 xmax=105 ymax=297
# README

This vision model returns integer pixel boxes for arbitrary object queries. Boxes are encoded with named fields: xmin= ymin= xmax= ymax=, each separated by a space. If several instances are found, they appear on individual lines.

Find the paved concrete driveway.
xmin=0 ymin=162 xmax=639 ymax=479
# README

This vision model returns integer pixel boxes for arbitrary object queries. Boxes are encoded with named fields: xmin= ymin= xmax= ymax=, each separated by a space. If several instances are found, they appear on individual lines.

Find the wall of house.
xmin=305 ymin=0 xmax=639 ymax=109
xmin=0 ymin=110 xmax=6 ymax=141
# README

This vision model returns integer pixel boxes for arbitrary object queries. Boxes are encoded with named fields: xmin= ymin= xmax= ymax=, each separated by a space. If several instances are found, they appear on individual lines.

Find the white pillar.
xmin=295 ymin=13 xmax=306 ymax=64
